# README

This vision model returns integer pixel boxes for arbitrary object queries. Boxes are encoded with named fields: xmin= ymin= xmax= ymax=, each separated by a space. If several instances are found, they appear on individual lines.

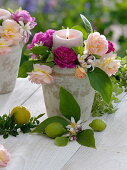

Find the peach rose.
xmin=85 ymin=32 xmax=108 ymax=56
xmin=75 ymin=67 xmax=87 ymax=79
xmin=0 ymin=38 xmax=13 ymax=55
xmin=0 ymin=19 xmax=22 ymax=44
xmin=0 ymin=9 xmax=11 ymax=20
xmin=0 ymin=144 xmax=11 ymax=168
xmin=94 ymin=53 xmax=120 ymax=76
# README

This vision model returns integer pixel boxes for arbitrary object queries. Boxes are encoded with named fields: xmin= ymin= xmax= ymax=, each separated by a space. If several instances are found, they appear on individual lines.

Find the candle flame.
xmin=66 ymin=27 xmax=69 ymax=39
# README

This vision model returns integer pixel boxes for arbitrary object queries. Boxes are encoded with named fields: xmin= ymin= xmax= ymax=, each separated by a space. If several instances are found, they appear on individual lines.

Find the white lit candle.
xmin=53 ymin=28 xmax=83 ymax=49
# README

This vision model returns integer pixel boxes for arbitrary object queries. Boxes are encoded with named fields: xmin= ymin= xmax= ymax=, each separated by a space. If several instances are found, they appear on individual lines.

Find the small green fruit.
xmin=45 ymin=122 xmax=66 ymax=138
xmin=89 ymin=119 xmax=107 ymax=132
xmin=10 ymin=106 xmax=31 ymax=124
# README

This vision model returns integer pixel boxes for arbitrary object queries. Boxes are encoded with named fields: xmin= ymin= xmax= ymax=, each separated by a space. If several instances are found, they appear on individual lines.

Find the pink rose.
xmin=86 ymin=32 xmax=108 ymax=56
xmin=27 ymin=29 xmax=55 ymax=49
xmin=54 ymin=46 xmax=77 ymax=68
xmin=0 ymin=19 xmax=22 ymax=44
xmin=0 ymin=144 xmax=11 ymax=168
xmin=11 ymin=10 xmax=37 ymax=28
xmin=28 ymin=64 xmax=54 ymax=84
xmin=0 ymin=9 xmax=11 ymax=20
xmin=94 ymin=54 xmax=120 ymax=76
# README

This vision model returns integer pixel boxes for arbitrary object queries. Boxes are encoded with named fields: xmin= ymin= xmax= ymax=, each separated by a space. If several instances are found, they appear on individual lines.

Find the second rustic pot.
xmin=0 ymin=44 xmax=22 ymax=94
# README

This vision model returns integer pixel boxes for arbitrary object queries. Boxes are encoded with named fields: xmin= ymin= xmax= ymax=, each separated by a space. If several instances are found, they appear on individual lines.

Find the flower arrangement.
xmin=20 ymin=14 xmax=120 ymax=105
xmin=0 ymin=8 xmax=36 ymax=55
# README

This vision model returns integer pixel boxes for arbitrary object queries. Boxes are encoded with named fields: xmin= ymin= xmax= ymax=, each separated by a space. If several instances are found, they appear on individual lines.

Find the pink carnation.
xmin=27 ymin=29 xmax=55 ymax=49
xmin=106 ymin=41 xmax=115 ymax=54
xmin=11 ymin=10 xmax=37 ymax=28
xmin=54 ymin=46 xmax=77 ymax=68
xmin=0 ymin=144 xmax=11 ymax=168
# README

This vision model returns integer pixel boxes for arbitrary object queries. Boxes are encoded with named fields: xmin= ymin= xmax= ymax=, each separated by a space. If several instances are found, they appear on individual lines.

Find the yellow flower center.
xmin=70 ymin=122 xmax=76 ymax=128
xmin=0 ymin=151 xmax=5 ymax=161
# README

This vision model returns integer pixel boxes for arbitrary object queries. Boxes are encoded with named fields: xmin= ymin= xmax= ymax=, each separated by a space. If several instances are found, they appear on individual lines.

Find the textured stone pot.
xmin=42 ymin=66 xmax=95 ymax=121
xmin=0 ymin=44 xmax=22 ymax=94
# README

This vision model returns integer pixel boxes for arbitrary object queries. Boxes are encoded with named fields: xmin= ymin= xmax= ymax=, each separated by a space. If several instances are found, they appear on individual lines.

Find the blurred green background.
xmin=1 ymin=0 xmax=127 ymax=64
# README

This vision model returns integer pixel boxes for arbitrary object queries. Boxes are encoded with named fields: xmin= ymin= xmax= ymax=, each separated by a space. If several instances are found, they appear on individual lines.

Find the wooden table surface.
xmin=0 ymin=78 xmax=127 ymax=170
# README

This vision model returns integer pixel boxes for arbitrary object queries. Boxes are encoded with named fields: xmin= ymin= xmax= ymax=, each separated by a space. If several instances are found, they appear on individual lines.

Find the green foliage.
xmin=59 ymin=87 xmax=81 ymax=122
xmin=54 ymin=137 xmax=69 ymax=147
xmin=72 ymin=46 xmax=84 ymax=55
xmin=80 ymin=14 xmax=93 ymax=33
xmin=115 ymin=56 xmax=127 ymax=92
xmin=0 ymin=19 xmax=3 ymax=25
xmin=92 ymin=92 xmax=117 ymax=117
xmin=91 ymin=56 xmax=127 ymax=117
xmin=71 ymin=25 xmax=88 ymax=39
xmin=46 ymin=53 xmax=54 ymax=62
xmin=88 ymin=68 xmax=113 ymax=104
xmin=32 ymin=116 xmax=69 ymax=133
xmin=18 ymin=60 xmax=34 ymax=78
xmin=77 ymin=129 xmax=96 ymax=148
xmin=0 ymin=114 xmax=43 ymax=139
xmin=45 ymin=122 xmax=67 ymax=138
xmin=31 ymin=46 xmax=50 ymax=55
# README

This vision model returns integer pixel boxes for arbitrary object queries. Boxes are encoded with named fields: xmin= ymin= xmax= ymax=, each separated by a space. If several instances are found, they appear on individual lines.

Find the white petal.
xmin=66 ymin=125 xmax=71 ymax=129
xmin=77 ymin=120 xmax=82 ymax=125
xmin=71 ymin=117 xmax=75 ymax=123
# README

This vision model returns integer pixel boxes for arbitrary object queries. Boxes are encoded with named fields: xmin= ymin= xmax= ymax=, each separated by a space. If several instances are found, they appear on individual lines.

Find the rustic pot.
xmin=0 ymin=44 xmax=22 ymax=94
xmin=42 ymin=66 xmax=95 ymax=121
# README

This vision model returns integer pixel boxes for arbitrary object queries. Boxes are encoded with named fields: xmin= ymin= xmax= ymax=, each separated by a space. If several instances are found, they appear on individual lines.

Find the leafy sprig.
xmin=92 ymin=56 xmax=127 ymax=117
xmin=0 ymin=114 xmax=44 ymax=139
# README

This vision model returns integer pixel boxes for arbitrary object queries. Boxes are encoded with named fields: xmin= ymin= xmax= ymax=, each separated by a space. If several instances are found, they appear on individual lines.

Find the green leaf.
xmin=88 ymin=67 xmax=112 ymax=104
xmin=72 ymin=46 xmax=84 ymax=55
xmin=0 ymin=19 xmax=3 ymax=25
xmin=18 ymin=7 xmax=22 ymax=11
xmin=31 ymin=46 xmax=50 ymax=55
xmin=80 ymin=14 xmax=93 ymax=33
xmin=59 ymin=87 xmax=81 ymax=122
xmin=18 ymin=60 xmax=34 ymax=78
xmin=44 ymin=62 xmax=55 ymax=68
xmin=46 ymin=53 xmax=54 ymax=62
xmin=94 ymin=54 xmax=101 ymax=59
xmin=76 ymin=129 xmax=96 ymax=148
xmin=71 ymin=25 xmax=88 ymax=39
xmin=54 ymin=137 xmax=69 ymax=147
xmin=24 ymin=49 xmax=32 ymax=56
xmin=7 ymin=8 xmax=14 ymax=13
xmin=36 ymin=113 xmax=45 ymax=120
xmin=32 ymin=116 xmax=69 ymax=133
xmin=20 ymin=125 xmax=31 ymax=133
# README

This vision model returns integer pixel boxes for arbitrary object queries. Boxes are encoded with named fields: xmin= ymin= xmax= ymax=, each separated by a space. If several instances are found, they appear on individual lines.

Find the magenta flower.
xmin=106 ymin=41 xmax=115 ymax=54
xmin=27 ymin=29 xmax=55 ymax=49
xmin=11 ymin=10 xmax=37 ymax=28
xmin=54 ymin=46 xmax=77 ymax=68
